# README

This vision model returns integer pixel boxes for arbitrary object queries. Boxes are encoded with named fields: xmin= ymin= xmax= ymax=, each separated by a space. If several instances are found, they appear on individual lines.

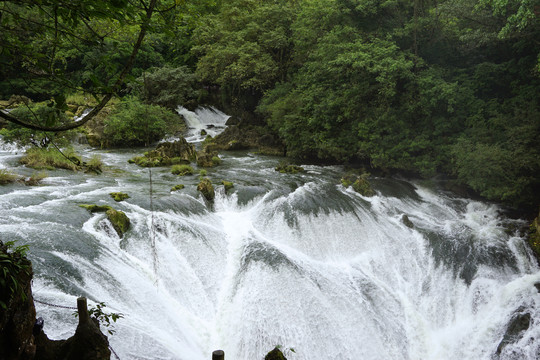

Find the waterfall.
xmin=0 ymin=119 xmax=538 ymax=360
xmin=176 ymin=106 xmax=230 ymax=143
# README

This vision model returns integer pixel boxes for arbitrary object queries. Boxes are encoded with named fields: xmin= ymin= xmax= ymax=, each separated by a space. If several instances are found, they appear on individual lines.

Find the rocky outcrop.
xmin=197 ymin=178 xmax=215 ymax=202
xmin=196 ymin=146 xmax=221 ymax=167
xmin=208 ymin=124 xmax=285 ymax=156
xmin=0 ymin=241 xmax=111 ymax=360
xmin=129 ymin=138 xmax=196 ymax=167
xmin=265 ymin=347 xmax=287 ymax=360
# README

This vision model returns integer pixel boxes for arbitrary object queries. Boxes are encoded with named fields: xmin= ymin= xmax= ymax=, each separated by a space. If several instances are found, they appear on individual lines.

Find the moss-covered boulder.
xmin=222 ymin=180 xmax=234 ymax=192
xmin=197 ymin=178 xmax=215 ymax=202
xmin=171 ymin=184 xmax=185 ymax=191
xmin=109 ymin=192 xmax=129 ymax=202
xmin=265 ymin=347 xmax=287 ymax=360
xmin=528 ymin=209 xmax=540 ymax=261
xmin=79 ymin=204 xmax=113 ymax=213
xmin=106 ymin=209 xmax=130 ymax=238
xmin=275 ymin=163 xmax=304 ymax=174
xmin=341 ymin=173 xmax=375 ymax=197
xmin=129 ymin=139 xmax=196 ymax=167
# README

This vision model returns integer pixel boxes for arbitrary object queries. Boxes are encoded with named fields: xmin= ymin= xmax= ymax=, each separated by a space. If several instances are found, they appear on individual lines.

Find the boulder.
xmin=106 ymin=209 xmax=130 ymax=238
xmin=496 ymin=312 xmax=531 ymax=355
xmin=196 ymin=146 xmax=221 ymax=167
xmin=197 ymin=178 xmax=215 ymax=202
xmin=265 ymin=347 xmax=287 ymax=360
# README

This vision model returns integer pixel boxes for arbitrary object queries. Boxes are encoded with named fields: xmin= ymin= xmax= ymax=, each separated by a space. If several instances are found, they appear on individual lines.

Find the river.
xmin=0 ymin=108 xmax=538 ymax=360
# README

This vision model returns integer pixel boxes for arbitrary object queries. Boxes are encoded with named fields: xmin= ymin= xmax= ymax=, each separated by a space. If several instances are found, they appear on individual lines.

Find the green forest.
xmin=1 ymin=0 xmax=539 ymax=210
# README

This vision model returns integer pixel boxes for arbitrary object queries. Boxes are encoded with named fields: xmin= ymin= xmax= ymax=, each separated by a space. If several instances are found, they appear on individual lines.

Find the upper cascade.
xmin=177 ymin=106 xmax=230 ymax=143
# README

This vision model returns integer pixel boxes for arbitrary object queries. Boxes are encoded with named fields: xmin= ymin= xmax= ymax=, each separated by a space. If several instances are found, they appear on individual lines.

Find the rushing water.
xmin=0 ymin=127 xmax=539 ymax=359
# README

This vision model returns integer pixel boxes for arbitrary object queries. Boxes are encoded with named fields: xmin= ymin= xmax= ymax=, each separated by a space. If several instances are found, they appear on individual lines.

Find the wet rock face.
xmin=496 ymin=312 xmax=531 ymax=355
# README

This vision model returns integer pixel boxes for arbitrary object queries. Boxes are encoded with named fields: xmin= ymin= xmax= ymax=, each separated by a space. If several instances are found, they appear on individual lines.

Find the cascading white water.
xmin=176 ymin=106 xmax=230 ymax=143
xmin=0 ymin=119 xmax=538 ymax=359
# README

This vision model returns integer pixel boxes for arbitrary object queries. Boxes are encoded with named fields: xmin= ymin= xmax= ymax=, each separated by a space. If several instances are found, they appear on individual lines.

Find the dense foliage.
xmin=103 ymin=97 xmax=183 ymax=147
xmin=1 ymin=0 xmax=538 ymax=208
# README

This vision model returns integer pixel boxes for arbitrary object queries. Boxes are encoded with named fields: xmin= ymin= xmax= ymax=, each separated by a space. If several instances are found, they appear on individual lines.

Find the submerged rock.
xmin=402 ymin=214 xmax=414 ymax=228
xmin=109 ymin=192 xmax=129 ymax=202
xmin=106 ymin=209 xmax=130 ymax=238
xmin=171 ymin=184 xmax=185 ymax=192
xmin=275 ymin=163 xmax=304 ymax=174
xmin=197 ymin=178 xmax=215 ymax=202
xmin=79 ymin=204 xmax=112 ymax=213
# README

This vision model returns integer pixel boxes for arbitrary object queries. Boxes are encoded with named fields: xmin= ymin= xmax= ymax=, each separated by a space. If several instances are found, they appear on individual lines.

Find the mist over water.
xmin=1 ymin=132 xmax=539 ymax=359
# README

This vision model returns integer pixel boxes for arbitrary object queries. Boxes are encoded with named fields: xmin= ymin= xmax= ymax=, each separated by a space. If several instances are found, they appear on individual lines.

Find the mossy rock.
xmin=197 ymin=178 xmax=215 ymax=202
xmin=171 ymin=184 xmax=185 ymax=192
xmin=129 ymin=139 xmax=196 ymax=167
xmin=265 ymin=347 xmax=287 ymax=360
xmin=79 ymin=204 xmax=113 ymax=213
xmin=106 ymin=209 xmax=130 ymax=238
xmin=341 ymin=173 xmax=375 ymax=197
xmin=222 ymin=180 xmax=234 ymax=192
xmin=275 ymin=163 xmax=304 ymax=174
xmin=109 ymin=192 xmax=129 ymax=202
xmin=171 ymin=164 xmax=194 ymax=176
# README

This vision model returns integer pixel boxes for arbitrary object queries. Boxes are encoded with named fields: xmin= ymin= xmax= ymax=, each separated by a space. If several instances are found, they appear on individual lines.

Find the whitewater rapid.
xmin=0 ymin=138 xmax=538 ymax=359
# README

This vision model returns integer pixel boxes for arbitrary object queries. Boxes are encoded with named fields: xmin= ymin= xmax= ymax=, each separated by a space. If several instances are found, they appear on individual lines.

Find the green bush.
xmin=103 ymin=97 xmax=183 ymax=147
xmin=20 ymin=147 xmax=80 ymax=171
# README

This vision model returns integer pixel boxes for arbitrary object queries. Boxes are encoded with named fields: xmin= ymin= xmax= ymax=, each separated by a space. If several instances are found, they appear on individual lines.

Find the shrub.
xmin=171 ymin=184 xmax=185 ymax=191
xmin=103 ymin=97 xmax=183 ymax=147
xmin=0 ymin=169 xmax=18 ymax=184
